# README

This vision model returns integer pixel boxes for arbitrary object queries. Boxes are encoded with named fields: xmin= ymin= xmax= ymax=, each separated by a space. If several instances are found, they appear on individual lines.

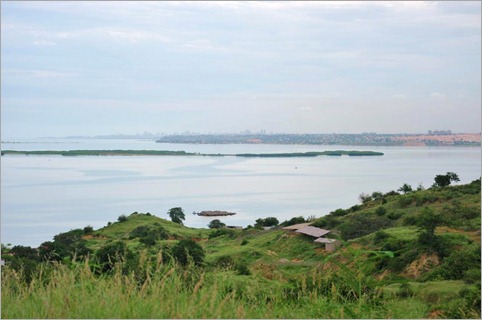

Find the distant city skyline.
xmin=1 ymin=1 xmax=481 ymax=140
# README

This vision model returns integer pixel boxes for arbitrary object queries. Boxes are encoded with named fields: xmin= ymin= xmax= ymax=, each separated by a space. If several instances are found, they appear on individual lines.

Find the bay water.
xmin=1 ymin=138 xmax=480 ymax=247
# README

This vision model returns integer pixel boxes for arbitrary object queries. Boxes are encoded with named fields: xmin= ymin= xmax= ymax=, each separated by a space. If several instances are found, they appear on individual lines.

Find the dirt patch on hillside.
xmin=402 ymin=253 xmax=440 ymax=278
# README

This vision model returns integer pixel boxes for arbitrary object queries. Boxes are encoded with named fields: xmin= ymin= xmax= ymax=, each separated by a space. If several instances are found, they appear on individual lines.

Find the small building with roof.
xmin=282 ymin=223 xmax=340 ymax=252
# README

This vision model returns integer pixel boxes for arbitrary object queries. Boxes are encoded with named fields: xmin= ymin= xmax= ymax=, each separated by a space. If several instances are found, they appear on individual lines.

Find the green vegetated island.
xmin=2 ymin=173 xmax=480 ymax=319
xmin=0 ymin=149 xmax=383 ymax=157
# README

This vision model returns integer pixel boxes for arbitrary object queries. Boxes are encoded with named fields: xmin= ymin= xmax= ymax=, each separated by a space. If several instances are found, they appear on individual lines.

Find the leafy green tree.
xmin=280 ymin=216 xmax=306 ymax=226
xmin=433 ymin=172 xmax=460 ymax=188
xmin=254 ymin=217 xmax=279 ymax=228
xmin=167 ymin=207 xmax=185 ymax=225
xmin=49 ymin=229 xmax=91 ymax=261
xmin=83 ymin=225 xmax=94 ymax=234
xmin=171 ymin=239 xmax=204 ymax=266
xmin=398 ymin=183 xmax=413 ymax=194
xmin=117 ymin=214 xmax=128 ymax=222
xmin=263 ymin=217 xmax=279 ymax=227
xmin=417 ymin=207 xmax=442 ymax=235
xmin=208 ymin=219 xmax=226 ymax=229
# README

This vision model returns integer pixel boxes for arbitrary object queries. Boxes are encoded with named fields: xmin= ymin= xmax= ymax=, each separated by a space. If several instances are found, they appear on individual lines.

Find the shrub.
xmin=359 ymin=192 xmax=372 ymax=203
xmin=117 ymin=215 xmax=128 ymax=222
xmin=397 ymin=196 xmax=413 ymax=208
xmin=83 ymin=225 xmax=94 ymax=234
xmin=387 ymin=211 xmax=403 ymax=220
xmin=375 ymin=206 xmax=386 ymax=216
xmin=95 ymin=241 xmax=129 ymax=272
xmin=373 ymin=230 xmax=390 ymax=244
xmin=280 ymin=216 xmax=306 ymax=226
xmin=208 ymin=219 xmax=226 ymax=229
xmin=208 ymin=228 xmax=235 ymax=239
xmin=235 ymin=262 xmax=251 ymax=275
xmin=311 ymin=215 xmax=341 ymax=229
xmin=331 ymin=209 xmax=348 ymax=217
xmin=398 ymin=283 xmax=413 ymax=298
xmin=213 ymin=255 xmax=235 ymax=269
xmin=171 ymin=239 xmax=204 ymax=266
xmin=254 ymin=217 xmax=279 ymax=228
xmin=241 ymin=239 xmax=249 ymax=246
xmin=371 ymin=191 xmax=384 ymax=201
xmin=338 ymin=215 xmax=393 ymax=240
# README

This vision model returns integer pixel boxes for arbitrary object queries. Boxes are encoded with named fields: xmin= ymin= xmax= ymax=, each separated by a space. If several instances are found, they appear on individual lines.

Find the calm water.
xmin=1 ymin=138 xmax=480 ymax=247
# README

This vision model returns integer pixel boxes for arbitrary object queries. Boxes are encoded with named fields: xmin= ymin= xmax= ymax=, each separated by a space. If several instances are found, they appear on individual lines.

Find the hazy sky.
xmin=1 ymin=1 xmax=480 ymax=139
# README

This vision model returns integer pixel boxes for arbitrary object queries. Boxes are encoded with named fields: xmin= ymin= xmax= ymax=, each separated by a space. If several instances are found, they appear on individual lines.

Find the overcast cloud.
xmin=1 ymin=1 xmax=480 ymax=139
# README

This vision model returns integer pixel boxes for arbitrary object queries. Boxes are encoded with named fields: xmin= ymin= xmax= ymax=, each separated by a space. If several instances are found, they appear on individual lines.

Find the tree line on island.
xmin=0 ymin=149 xmax=383 ymax=157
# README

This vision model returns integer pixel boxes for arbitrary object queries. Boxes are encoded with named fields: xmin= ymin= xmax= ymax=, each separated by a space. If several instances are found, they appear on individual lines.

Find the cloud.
xmin=2 ymin=69 xmax=79 ymax=79
xmin=33 ymin=39 xmax=57 ymax=46
xmin=430 ymin=92 xmax=446 ymax=99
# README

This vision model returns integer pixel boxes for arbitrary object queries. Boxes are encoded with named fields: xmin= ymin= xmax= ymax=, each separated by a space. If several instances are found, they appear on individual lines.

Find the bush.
xmin=208 ymin=228 xmax=235 ymax=239
xmin=375 ymin=206 xmax=386 ymax=216
xmin=208 ymin=219 xmax=226 ymax=229
xmin=213 ymin=255 xmax=235 ymax=269
xmin=387 ymin=211 xmax=403 ymax=220
xmin=338 ymin=215 xmax=393 ymax=240
xmin=117 ymin=215 xmax=128 ymax=222
xmin=331 ymin=209 xmax=348 ymax=217
xmin=280 ymin=216 xmax=306 ymax=226
xmin=311 ymin=215 xmax=341 ymax=229
xmin=373 ymin=230 xmax=390 ymax=244
xmin=83 ymin=225 xmax=94 ymax=234
xmin=359 ymin=192 xmax=372 ymax=203
xmin=397 ymin=196 xmax=413 ymax=208
xmin=371 ymin=191 xmax=384 ymax=201
xmin=241 ymin=239 xmax=249 ymax=246
xmin=254 ymin=217 xmax=279 ymax=228
xmin=235 ymin=262 xmax=251 ymax=275
xmin=95 ymin=241 xmax=129 ymax=272
xmin=171 ymin=239 xmax=204 ymax=266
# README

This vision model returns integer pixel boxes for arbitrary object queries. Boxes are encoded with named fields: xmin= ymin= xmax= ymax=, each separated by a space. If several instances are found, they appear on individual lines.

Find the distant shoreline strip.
xmin=0 ymin=150 xmax=384 ymax=157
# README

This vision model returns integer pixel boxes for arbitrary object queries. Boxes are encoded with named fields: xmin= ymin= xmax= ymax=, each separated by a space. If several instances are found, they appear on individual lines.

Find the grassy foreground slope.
xmin=2 ymin=179 xmax=480 ymax=318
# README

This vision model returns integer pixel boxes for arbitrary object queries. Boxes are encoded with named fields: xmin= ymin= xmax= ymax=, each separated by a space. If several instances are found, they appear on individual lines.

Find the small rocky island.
xmin=194 ymin=210 xmax=237 ymax=217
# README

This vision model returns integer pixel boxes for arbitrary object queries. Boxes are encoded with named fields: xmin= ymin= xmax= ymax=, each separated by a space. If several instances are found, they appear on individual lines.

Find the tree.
xmin=254 ymin=217 xmax=279 ymax=228
xmin=83 ymin=225 xmax=94 ymax=234
xmin=117 ymin=214 xmax=128 ymax=222
xmin=397 ymin=183 xmax=413 ymax=194
xmin=167 ymin=207 xmax=185 ymax=225
xmin=280 ymin=216 xmax=306 ymax=227
xmin=263 ymin=217 xmax=279 ymax=227
xmin=358 ymin=192 xmax=372 ymax=203
xmin=208 ymin=219 xmax=226 ymax=229
xmin=417 ymin=207 xmax=442 ymax=235
xmin=433 ymin=172 xmax=460 ymax=188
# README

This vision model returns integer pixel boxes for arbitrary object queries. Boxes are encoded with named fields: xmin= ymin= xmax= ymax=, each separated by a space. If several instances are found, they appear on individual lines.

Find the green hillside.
xmin=2 ymin=177 xmax=480 ymax=318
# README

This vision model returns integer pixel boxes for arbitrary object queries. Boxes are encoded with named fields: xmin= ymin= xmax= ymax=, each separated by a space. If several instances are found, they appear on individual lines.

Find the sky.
xmin=1 ymin=1 xmax=481 ymax=139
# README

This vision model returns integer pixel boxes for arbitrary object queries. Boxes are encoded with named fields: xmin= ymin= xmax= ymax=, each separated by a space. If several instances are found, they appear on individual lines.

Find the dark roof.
xmin=295 ymin=226 xmax=330 ymax=238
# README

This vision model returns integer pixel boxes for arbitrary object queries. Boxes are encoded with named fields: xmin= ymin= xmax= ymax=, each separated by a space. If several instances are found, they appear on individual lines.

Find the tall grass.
xmin=2 ymin=255 xmax=434 ymax=319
